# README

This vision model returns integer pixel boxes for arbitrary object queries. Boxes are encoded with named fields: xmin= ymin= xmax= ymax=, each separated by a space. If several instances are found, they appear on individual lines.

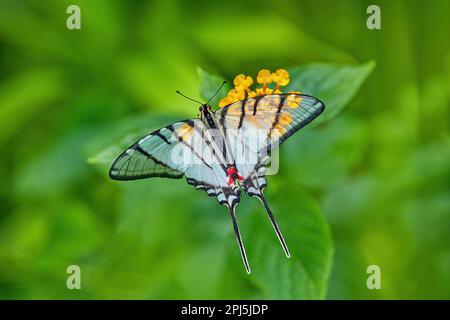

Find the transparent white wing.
xmin=109 ymin=121 xmax=190 ymax=180
xmin=215 ymin=93 xmax=325 ymax=180
xmin=109 ymin=119 xmax=240 ymax=208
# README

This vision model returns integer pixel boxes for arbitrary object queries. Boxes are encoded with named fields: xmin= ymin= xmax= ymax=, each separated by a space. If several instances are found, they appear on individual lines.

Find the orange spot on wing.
xmin=274 ymin=123 xmax=287 ymax=135
xmin=177 ymin=123 xmax=194 ymax=141
xmin=286 ymin=94 xmax=302 ymax=108
xmin=259 ymin=95 xmax=281 ymax=109
xmin=226 ymin=101 xmax=244 ymax=116
xmin=279 ymin=113 xmax=293 ymax=126
xmin=247 ymin=116 xmax=262 ymax=128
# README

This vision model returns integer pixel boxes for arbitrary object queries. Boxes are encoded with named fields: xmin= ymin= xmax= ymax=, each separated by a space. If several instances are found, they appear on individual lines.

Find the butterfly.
xmin=109 ymin=82 xmax=325 ymax=273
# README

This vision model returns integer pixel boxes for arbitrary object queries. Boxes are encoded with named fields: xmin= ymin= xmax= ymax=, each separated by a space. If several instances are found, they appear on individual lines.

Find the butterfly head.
xmin=199 ymin=104 xmax=213 ymax=120
xmin=199 ymin=104 xmax=212 ymax=112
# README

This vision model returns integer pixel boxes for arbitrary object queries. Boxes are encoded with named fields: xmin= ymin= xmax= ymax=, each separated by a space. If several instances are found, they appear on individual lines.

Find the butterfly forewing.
xmin=109 ymin=118 xmax=241 ymax=208
xmin=109 ymin=121 xmax=189 ymax=180
xmin=215 ymin=93 xmax=325 ymax=180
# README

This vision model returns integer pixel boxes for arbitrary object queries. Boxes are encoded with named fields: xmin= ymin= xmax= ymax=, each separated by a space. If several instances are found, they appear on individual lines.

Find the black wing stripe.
xmin=153 ymin=131 xmax=171 ymax=145
xmin=180 ymin=119 xmax=196 ymax=127
xmin=237 ymin=100 xmax=245 ymax=129
xmin=264 ymin=99 xmax=325 ymax=153
xmin=268 ymin=96 xmax=286 ymax=138
xmin=110 ymin=150 xmax=184 ymax=180
xmin=191 ymin=123 xmax=228 ymax=174
xmin=112 ymin=172 xmax=183 ymax=180
xmin=134 ymin=145 xmax=171 ymax=168
xmin=252 ymin=95 xmax=262 ymax=115
xmin=186 ymin=177 xmax=216 ymax=190
xmin=219 ymin=107 xmax=227 ymax=137
xmin=117 ymin=156 xmax=131 ymax=177
xmin=187 ymin=176 xmax=241 ymax=207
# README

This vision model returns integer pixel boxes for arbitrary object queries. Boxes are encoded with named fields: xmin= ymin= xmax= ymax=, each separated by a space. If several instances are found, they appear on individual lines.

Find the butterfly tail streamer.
xmin=228 ymin=204 xmax=251 ymax=274
xmin=256 ymin=194 xmax=291 ymax=259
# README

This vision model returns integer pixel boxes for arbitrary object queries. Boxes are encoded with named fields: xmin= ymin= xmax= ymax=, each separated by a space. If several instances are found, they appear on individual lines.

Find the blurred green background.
xmin=0 ymin=0 xmax=449 ymax=299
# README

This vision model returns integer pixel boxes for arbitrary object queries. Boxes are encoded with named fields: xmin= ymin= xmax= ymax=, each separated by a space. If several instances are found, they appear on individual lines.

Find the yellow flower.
xmin=218 ymin=67 xmax=300 ymax=107
xmin=219 ymin=88 xmax=246 ymax=107
xmin=233 ymin=74 xmax=253 ymax=90
xmin=286 ymin=93 xmax=302 ymax=108
xmin=256 ymin=87 xmax=273 ymax=96
xmin=228 ymin=88 xmax=245 ymax=101
xmin=256 ymin=69 xmax=273 ymax=85
xmin=272 ymin=68 xmax=290 ymax=87
xmin=219 ymin=96 xmax=233 ymax=107
xmin=256 ymin=69 xmax=274 ymax=94
xmin=247 ymin=90 xmax=257 ymax=98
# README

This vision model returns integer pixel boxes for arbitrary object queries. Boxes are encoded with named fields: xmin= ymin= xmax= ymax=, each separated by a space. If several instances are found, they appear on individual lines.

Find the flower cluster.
xmin=219 ymin=68 xmax=298 ymax=107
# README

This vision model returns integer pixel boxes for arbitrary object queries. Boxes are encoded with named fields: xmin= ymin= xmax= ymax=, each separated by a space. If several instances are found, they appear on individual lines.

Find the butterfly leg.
xmin=257 ymin=194 xmax=291 ymax=259
xmin=228 ymin=205 xmax=251 ymax=274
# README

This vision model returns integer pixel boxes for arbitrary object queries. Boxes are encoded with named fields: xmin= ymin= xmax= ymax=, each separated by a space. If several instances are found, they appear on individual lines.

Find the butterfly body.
xmin=199 ymin=104 xmax=217 ymax=129
xmin=110 ymin=93 xmax=325 ymax=273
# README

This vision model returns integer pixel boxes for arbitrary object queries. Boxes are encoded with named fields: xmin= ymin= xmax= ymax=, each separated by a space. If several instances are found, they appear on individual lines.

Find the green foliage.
xmin=197 ymin=67 xmax=232 ymax=107
xmin=288 ymin=61 xmax=376 ymax=124
xmin=246 ymin=190 xmax=332 ymax=299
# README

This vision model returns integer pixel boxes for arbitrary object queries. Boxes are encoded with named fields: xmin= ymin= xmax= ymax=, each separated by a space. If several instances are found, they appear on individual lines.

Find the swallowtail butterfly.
xmin=110 ymin=81 xmax=325 ymax=273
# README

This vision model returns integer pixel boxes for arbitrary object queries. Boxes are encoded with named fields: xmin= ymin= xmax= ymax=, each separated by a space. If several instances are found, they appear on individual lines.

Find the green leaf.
xmin=237 ymin=189 xmax=333 ymax=299
xmin=282 ymin=116 xmax=368 ymax=189
xmin=197 ymin=67 xmax=232 ymax=107
xmin=287 ymin=61 xmax=375 ymax=124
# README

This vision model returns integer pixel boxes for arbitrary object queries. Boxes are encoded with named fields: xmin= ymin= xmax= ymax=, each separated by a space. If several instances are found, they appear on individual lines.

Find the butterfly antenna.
xmin=228 ymin=204 xmax=251 ymax=274
xmin=257 ymin=194 xmax=291 ymax=258
xmin=176 ymin=90 xmax=203 ymax=105
xmin=206 ymin=81 xmax=227 ymax=105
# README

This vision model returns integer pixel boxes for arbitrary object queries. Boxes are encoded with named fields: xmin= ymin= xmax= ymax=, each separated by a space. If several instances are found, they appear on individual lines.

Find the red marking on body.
xmin=227 ymin=167 xmax=244 ymax=186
